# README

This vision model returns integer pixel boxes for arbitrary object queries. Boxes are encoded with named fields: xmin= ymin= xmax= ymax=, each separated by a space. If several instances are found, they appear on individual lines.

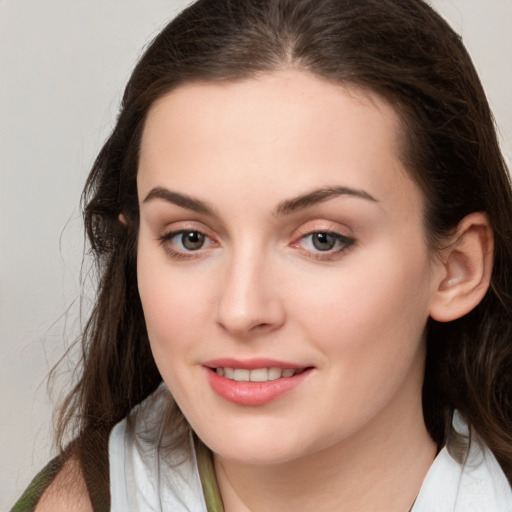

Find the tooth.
xmin=234 ymin=369 xmax=250 ymax=382
xmin=250 ymin=368 xmax=269 ymax=382
xmin=268 ymin=368 xmax=282 ymax=380
xmin=219 ymin=367 xmax=299 ymax=382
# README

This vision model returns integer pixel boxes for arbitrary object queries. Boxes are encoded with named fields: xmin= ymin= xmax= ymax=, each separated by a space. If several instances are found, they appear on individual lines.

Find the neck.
xmin=214 ymin=397 xmax=436 ymax=512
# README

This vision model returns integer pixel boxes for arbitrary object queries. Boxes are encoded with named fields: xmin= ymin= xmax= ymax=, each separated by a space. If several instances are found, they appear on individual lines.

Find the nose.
xmin=215 ymin=251 xmax=285 ymax=338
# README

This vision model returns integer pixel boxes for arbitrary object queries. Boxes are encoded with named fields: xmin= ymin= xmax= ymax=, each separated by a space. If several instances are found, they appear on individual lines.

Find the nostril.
xmin=251 ymin=322 xmax=270 ymax=331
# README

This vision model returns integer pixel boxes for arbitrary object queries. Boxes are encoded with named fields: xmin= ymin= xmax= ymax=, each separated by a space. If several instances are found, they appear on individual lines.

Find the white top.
xmin=412 ymin=411 xmax=512 ymax=512
xmin=109 ymin=386 xmax=512 ymax=511
xmin=109 ymin=386 xmax=207 ymax=512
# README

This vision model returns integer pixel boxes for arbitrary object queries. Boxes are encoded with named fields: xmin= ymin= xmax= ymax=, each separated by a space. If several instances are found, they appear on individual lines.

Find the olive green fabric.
xmin=195 ymin=437 xmax=225 ymax=512
xmin=10 ymin=456 xmax=63 ymax=512
xmin=11 ymin=435 xmax=223 ymax=511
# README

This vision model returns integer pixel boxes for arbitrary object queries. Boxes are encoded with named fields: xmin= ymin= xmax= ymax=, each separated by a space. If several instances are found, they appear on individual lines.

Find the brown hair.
xmin=57 ymin=0 xmax=512 ymax=482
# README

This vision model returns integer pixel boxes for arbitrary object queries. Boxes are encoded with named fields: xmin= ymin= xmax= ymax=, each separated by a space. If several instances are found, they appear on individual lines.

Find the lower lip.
xmin=206 ymin=367 xmax=313 ymax=406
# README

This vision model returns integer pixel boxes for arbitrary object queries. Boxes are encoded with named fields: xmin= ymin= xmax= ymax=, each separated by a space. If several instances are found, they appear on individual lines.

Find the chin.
xmin=195 ymin=419 xmax=327 ymax=466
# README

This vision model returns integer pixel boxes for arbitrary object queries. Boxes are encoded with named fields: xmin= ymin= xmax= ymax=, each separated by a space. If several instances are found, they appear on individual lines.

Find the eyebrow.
xmin=143 ymin=187 xmax=214 ymax=215
xmin=142 ymin=184 xmax=377 ymax=216
xmin=275 ymin=186 xmax=377 ymax=216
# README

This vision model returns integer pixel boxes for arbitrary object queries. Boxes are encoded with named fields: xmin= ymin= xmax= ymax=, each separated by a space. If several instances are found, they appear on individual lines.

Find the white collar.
xmin=110 ymin=388 xmax=512 ymax=511
xmin=412 ymin=411 xmax=512 ymax=511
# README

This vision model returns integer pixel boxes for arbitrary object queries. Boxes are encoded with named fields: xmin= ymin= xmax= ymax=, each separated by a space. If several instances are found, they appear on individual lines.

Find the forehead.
xmin=138 ymin=69 xmax=420 ymax=216
xmin=142 ymin=70 xmax=403 ymax=154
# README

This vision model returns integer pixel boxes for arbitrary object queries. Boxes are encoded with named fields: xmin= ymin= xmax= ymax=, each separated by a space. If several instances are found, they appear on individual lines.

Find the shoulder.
xmin=35 ymin=455 xmax=93 ymax=512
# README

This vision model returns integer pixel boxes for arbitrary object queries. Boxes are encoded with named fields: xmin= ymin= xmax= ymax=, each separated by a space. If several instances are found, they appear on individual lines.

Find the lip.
xmin=203 ymin=358 xmax=307 ymax=370
xmin=204 ymin=358 xmax=314 ymax=406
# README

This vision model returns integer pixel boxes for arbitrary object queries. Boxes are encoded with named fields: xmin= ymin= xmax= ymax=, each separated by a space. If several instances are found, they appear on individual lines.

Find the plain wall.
xmin=1 ymin=0 xmax=511 ymax=507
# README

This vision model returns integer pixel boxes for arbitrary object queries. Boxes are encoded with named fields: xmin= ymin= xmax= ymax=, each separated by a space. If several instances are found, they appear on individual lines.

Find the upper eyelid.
xmin=160 ymin=228 xmax=215 ymax=245
xmin=156 ymin=219 xmax=355 ymax=243
xmin=291 ymin=219 xmax=354 ymax=238
xmin=302 ymin=231 xmax=353 ymax=240
xmin=158 ymin=222 xmax=216 ymax=239
xmin=295 ymin=231 xmax=355 ymax=247
xmin=159 ymin=229 xmax=218 ymax=258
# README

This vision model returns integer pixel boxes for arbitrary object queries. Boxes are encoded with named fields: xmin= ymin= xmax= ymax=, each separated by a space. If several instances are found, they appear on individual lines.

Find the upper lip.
xmin=203 ymin=358 xmax=310 ymax=370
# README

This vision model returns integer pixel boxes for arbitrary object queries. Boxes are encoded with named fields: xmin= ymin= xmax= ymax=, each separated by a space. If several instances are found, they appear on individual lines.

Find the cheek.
xmin=137 ymin=239 xmax=212 ymax=367
xmin=279 ymin=244 xmax=432 ymax=439
xmin=288 ymin=239 xmax=433 ymax=368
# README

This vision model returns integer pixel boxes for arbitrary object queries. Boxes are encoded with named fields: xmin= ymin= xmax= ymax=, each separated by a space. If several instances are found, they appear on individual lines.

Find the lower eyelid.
xmin=301 ymin=232 xmax=353 ymax=245
xmin=159 ymin=229 xmax=219 ymax=259
xmin=158 ymin=227 xmax=353 ymax=260
xmin=159 ymin=228 xmax=210 ymax=242
xmin=294 ymin=232 xmax=355 ymax=257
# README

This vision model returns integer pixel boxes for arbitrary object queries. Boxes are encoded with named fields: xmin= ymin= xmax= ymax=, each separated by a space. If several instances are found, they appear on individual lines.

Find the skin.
xmin=38 ymin=68 xmax=493 ymax=512
xmin=36 ymin=457 xmax=92 ymax=512
xmin=135 ymin=69 xmax=449 ymax=511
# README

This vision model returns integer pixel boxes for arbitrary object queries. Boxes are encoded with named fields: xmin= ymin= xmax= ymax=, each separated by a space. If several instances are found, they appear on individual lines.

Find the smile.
xmin=205 ymin=362 xmax=313 ymax=406
xmin=215 ymin=367 xmax=302 ymax=382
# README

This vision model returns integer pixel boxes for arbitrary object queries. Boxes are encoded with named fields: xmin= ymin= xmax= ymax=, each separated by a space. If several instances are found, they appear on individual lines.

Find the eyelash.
xmin=158 ymin=229 xmax=217 ymax=260
xmin=291 ymin=231 xmax=355 ymax=261
xmin=158 ymin=229 xmax=355 ymax=261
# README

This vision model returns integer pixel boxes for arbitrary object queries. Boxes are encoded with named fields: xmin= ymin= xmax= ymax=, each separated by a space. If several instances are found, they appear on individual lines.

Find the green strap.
xmin=12 ymin=434 xmax=221 ymax=512
xmin=9 ymin=456 xmax=63 ymax=512
xmin=10 ymin=429 xmax=111 ymax=512
xmin=195 ymin=437 xmax=225 ymax=512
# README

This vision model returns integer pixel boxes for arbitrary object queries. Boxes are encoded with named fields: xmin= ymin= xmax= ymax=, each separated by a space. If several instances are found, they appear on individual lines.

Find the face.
xmin=137 ymin=70 xmax=440 ymax=465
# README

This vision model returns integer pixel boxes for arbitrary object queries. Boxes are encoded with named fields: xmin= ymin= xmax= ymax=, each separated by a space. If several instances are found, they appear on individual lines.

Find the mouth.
xmin=214 ymin=367 xmax=307 ymax=382
xmin=204 ymin=360 xmax=314 ymax=406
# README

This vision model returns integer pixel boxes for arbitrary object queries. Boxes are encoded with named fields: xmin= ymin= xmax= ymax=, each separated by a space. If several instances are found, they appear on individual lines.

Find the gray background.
xmin=1 ymin=0 xmax=511 ymax=507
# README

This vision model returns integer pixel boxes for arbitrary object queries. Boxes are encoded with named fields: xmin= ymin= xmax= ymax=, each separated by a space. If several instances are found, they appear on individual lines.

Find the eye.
xmin=309 ymin=232 xmax=339 ymax=251
xmin=159 ymin=229 xmax=216 ymax=258
xmin=294 ymin=231 xmax=355 ymax=259
xmin=176 ymin=230 xmax=206 ymax=251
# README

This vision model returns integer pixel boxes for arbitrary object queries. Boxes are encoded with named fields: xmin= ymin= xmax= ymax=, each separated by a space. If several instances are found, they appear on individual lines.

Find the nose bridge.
xmin=216 ymin=241 xmax=284 ymax=337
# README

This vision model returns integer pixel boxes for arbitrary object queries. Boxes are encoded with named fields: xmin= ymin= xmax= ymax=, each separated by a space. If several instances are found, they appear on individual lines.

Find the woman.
xmin=12 ymin=0 xmax=512 ymax=510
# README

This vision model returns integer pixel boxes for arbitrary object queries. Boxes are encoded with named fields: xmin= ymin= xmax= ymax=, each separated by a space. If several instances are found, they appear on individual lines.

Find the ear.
xmin=429 ymin=212 xmax=493 ymax=322
xmin=118 ymin=213 xmax=128 ymax=226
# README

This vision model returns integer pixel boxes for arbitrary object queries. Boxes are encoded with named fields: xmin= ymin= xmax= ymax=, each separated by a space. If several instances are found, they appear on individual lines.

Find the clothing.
xmin=108 ymin=387 xmax=219 ymax=511
xmin=9 ymin=457 xmax=64 ymax=512
xmin=412 ymin=411 xmax=512 ymax=511
xmin=11 ymin=384 xmax=512 ymax=511
xmin=109 ymin=386 xmax=512 ymax=511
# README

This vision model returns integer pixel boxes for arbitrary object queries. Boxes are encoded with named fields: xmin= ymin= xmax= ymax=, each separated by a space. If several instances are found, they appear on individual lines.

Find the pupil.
xmin=312 ymin=232 xmax=336 ymax=251
xmin=182 ymin=231 xmax=204 ymax=250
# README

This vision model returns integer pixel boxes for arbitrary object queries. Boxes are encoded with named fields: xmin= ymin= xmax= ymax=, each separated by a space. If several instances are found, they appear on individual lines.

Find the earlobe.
xmin=429 ymin=212 xmax=493 ymax=322
xmin=118 ymin=213 xmax=128 ymax=226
